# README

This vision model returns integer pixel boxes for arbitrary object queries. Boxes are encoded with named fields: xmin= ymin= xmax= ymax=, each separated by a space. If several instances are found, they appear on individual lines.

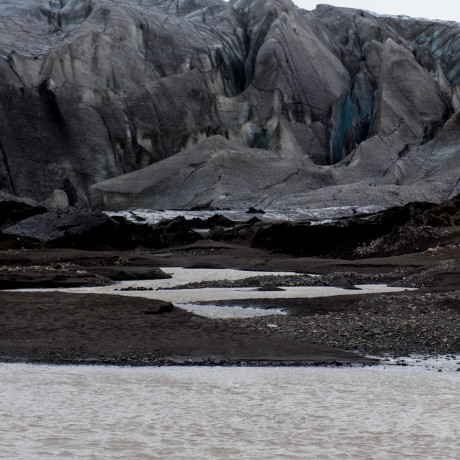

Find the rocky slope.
xmin=0 ymin=0 xmax=459 ymax=209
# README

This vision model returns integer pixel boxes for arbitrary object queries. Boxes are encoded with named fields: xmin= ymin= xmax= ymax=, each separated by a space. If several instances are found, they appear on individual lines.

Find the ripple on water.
xmin=0 ymin=365 xmax=458 ymax=459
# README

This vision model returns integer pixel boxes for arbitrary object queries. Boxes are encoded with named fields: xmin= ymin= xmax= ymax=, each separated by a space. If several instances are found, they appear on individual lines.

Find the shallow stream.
xmin=19 ymin=267 xmax=414 ymax=319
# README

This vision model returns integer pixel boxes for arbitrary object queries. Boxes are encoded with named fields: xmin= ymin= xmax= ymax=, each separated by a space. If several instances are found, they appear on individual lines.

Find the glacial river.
xmin=1 ymin=364 xmax=458 ymax=459
xmin=20 ymin=267 xmax=415 ymax=319
xmin=3 ymin=207 xmax=458 ymax=458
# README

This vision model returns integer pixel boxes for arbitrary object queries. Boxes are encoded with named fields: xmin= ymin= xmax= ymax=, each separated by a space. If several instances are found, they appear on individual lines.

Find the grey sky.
xmin=293 ymin=1 xmax=460 ymax=22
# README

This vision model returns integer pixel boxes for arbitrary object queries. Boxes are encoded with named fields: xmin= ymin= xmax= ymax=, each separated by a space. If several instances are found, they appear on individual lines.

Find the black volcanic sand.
xmin=0 ymin=292 xmax=371 ymax=366
xmin=0 ymin=249 xmax=171 ymax=289
xmin=0 ymin=231 xmax=459 ymax=366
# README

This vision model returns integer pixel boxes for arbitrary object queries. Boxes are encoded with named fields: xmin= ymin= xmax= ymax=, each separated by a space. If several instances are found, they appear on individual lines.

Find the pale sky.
xmin=293 ymin=1 xmax=460 ymax=22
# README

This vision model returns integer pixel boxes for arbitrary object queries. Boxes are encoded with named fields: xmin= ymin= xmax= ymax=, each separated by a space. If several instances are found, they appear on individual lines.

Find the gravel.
xmin=159 ymin=261 xmax=456 ymax=290
xmin=198 ymin=291 xmax=459 ymax=358
xmin=160 ymin=271 xmax=412 ymax=290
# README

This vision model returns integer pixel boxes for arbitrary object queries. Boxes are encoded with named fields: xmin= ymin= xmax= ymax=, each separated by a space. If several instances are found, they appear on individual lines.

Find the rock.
xmin=247 ymin=207 xmax=265 ymax=214
xmin=40 ymin=190 xmax=69 ymax=209
xmin=208 ymin=226 xmax=241 ymax=242
xmin=257 ymin=286 xmax=285 ymax=292
xmin=412 ymin=194 xmax=460 ymax=227
xmin=3 ymin=208 xmax=121 ymax=248
xmin=246 ymin=217 xmax=262 ymax=225
xmin=144 ymin=303 xmax=174 ymax=315
xmin=88 ymin=267 xmax=171 ymax=281
xmin=188 ymin=214 xmax=236 ymax=228
xmin=360 ymin=195 xmax=460 ymax=258
xmin=0 ymin=200 xmax=47 ymax=230
xmin=2 ymin=208 xmax=201 ymax=250
xmin=251 ymin=200 xmax=437 ymax=257
xmin=129 ymin=212 xmax=146 ymax=222
xmin=328 ymin=275 xmax=360 ymax=290
xmin=152 ymin=216 xmax=202 ymax=248
xmin=354 ymin=194 xmax=460 ymax=257
xmin=0 ymin=191 xmax=38 ymax=207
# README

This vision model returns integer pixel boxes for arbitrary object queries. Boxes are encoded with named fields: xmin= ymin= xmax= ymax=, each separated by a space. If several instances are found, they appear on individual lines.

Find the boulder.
xmin=3 ymin=208 xmax=121 ymax=248
xmin=251 ymin=200 xmax=437 ymax=257
xmin=0 ymin=191 xmax=38 ymax=206
xmin=353 ymin=194 xmax=460 ymax=257
xmin=2 ymin=208 xmax=201 ymax=250
xmin=247 ymin=207 xmax=265 ymax=214
xmin=188 ymin=214 xmax=236 ymax=228
xmin=0 ymin=200 xmax=46 ymax=230
xmin=40 ymin=189 xmax=69 ymax=209
xmin=0 ymin=266 xmax=171 ymax=289
xmin=150 ymin=216 xmax=202 ymax=248
xmin=85 ymin=267 xmax=172 ymax=282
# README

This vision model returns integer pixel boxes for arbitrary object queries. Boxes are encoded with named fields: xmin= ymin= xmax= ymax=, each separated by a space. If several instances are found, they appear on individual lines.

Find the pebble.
xmin=201 ymin=291 xmax=459 ymax=357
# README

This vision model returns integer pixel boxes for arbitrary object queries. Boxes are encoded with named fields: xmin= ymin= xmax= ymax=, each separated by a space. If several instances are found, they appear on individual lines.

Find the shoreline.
xmin=1 ymin=199 xmax=459 ymax=368
xmin=0 ymin=290 xmax=377 ymax=368
xmin=1 ymin=354 xmax=458 ymax=372
xmin=0 ymin=251 xmax=458 ymax=367
xmin=0 ymin=247 xmax=458 ymax=367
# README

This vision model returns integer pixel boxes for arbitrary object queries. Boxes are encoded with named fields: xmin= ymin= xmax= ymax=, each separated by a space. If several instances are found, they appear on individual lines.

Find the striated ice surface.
xmin=107 ymin=205 xmax=385 ymax=225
